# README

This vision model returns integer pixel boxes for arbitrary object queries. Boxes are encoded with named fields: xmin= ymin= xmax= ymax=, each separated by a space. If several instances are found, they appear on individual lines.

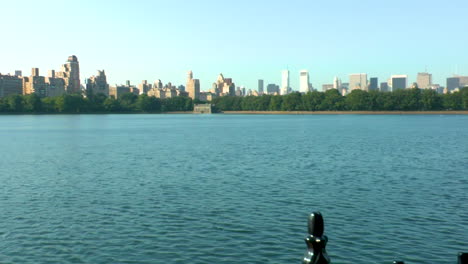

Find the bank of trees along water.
xmin=0 ymin=93 xmax=194 ymax=113
xmin=1 ymin=87 xmax=468 ymax=113
xmin=212 ymin=88 xmax=468 ymax=112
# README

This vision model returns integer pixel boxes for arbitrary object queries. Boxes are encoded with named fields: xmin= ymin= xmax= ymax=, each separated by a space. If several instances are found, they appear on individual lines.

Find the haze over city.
xmin=1 ymin=0 xmax=468 ymax=90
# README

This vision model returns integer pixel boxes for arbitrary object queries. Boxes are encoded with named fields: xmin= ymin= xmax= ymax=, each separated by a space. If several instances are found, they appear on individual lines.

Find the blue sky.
xmin=1 ymin=0 xmax=467 ymax=91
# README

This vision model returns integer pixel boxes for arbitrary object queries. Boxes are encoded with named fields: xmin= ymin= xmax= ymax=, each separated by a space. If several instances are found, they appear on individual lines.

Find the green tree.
xmin=282 ymin=92 xmax=303 ymax=111
xmin=7 ymin=94 xmax=24 ymax=112
xmin=380 ymin=92 xmax=396 ymax=110
xmin=118 ymin=93 xmax=138 ymax=111
xmin=461 ymin=87 xmax=468 ymax=110
xmin=103 ymin=97 xmax=122 ymax=112
xmin=256 ymin=95 xmax=271 ymax=111
xmin=420 ymin=89 xmax=442 ymax=110
xmin=302 ymin=91 xmax=324 ymax=111
xmin=0 ymin=98 xmax=7 ymax=112
xmin=87 ymin=93 xmax=107 ymax=112
xmin=401 ymin=88 xmax=422 ymax=110
xmin=442 ymin=92 xmax=462 ymax=110
xmin=42 ymin=97 xmax=58 ymax=113
xmin=367 ymin=90 xmax=383 ymax=111
xmin=268 ymin=95 xmax=283 ymax=111
xmin=319 ymin=89 xmax=344 ymax=110
xmin=24 ymin=94 xmax=43 ymax=112
xmin=137 ymin=95 xmax=163 ymax=112
xmin=391 ymin=89 xmax=406 ymax=110
xmin=345 ymin=90 xmax=370 ymax=111
xmin=55 ymin=94 xmax=87 ymax=113
xmin=241 ymin=96 xmax=258 ymax=111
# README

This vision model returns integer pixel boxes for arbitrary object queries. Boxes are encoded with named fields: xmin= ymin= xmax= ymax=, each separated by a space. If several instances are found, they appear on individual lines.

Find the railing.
xmin=302 ymin=212 xmax=467 ymax=264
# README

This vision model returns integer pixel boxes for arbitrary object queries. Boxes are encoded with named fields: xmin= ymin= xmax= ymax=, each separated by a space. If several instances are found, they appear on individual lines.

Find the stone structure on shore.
xmin=193 ymin=104 xmax=212 ymax=114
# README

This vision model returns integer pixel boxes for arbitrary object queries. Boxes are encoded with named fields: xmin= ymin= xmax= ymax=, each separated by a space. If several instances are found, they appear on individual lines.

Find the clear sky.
xmin=1 ymin=0 xmax=467 ymax=91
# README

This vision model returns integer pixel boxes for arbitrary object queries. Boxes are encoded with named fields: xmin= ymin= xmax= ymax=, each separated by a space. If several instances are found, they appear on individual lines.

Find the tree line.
xmin=0 ymin=88 xmax=467 ymax=114
xmin=212 ymin=88 xmax=468 ymax=112
xmin=0 ymin=93 xmax=193 ymax=113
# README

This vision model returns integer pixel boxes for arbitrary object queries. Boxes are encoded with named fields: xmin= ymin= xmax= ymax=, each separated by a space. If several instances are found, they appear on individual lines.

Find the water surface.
xmin=1 ymin=114 xmax=467 ymax=263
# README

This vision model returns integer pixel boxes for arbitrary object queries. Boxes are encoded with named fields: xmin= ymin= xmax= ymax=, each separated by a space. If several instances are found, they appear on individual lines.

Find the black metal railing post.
xmin=302 ymin=212 xmax=466 ymax=264
xmin=303 ymin=212 xmax=330 ymax=264
xmin=459 ymin=253 xmax=468 ymax=264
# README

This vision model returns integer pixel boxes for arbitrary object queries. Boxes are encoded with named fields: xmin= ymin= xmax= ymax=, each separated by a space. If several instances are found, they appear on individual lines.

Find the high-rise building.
xmin=46 ymin=72 xmax=66 ymax=97
xmin=322 ymin=84 xmax=334 ymax=91
xmin=390 ymin=75 xmax=408 ymax=91
xmin=460 ymin=76 xmax=468 ymax=87
xmin=138 ymin=80 xmax=151 ymax=95
xmin=299 ymin=70 xmax=310 ymax=93
xmin=349 ymin=73 xmax=368 ymax=92
xmin=281 ymin=70 xmax=290 ymax=95
xmin=447 ymin=77 xmax=460 ymax=91
xmin=235 ymin=87 xmax=243 ymax=96
xmin=0 ymin=74 xmax=23 ymax=98
xmin=56 ymin=55 xmax=80 ymax=94
xmin=186 ymin=70 xmax=200 ymax=100
xmin=213 ymin=73 xmax=235 ymax=96
xmin=333 ymin=77 xmax=341 ymax=90
xmin=417 ymin=72 xmax=432 ymax=89
xmin=258 ymin=79 xmax=264 ymax=94
xmin=23 ymin=68 xmax=48 ymax=97
xmin=266 ymin=84 xmax=280 ymax=94
xmin=369 ymin=77 xmax=378 ymax=91
xmin=447 ymin=76 xmax=468 ymax=91
xmin=32 ymin=68 xmax=39 ymax=77
xmin=109 ymin=85 xmax=131 ymax=98
xmin=341 ymin=83 xmax=349 ymax=94
xmin=23 ymin=67 xmax=65 ymax=97
xmin=380 ymin=82 xmax=389 ymax=92
xmin=14 ymin=70 xmax=22 ymax=77
xmin=86 ymin=70 xmax=109 ymax=97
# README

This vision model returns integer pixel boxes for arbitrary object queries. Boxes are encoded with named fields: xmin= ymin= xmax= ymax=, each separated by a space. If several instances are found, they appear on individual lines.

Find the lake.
xmin=1 ymin=114 xmax=467 ymax=263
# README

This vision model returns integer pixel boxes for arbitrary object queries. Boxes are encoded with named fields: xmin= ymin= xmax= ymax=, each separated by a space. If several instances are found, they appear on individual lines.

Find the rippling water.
xmin=0 ymin=114 xmax=467 ymax=264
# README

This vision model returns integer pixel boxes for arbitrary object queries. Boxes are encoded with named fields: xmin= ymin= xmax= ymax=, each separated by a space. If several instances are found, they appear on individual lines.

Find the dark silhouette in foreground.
xmin=302 ymin=212 xmax=467 ymax=264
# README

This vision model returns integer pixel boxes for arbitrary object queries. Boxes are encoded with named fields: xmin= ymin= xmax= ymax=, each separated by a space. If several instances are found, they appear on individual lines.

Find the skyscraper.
xmin=447 ymin=76 xmax=468 ymax=91
xmin=0 ymin=73 xmax=23 ymax=98
xmin=281 ymin=70 xmax=290 ymax=95
xmin=417 ymin=72 xmax=432 ymax=89
xmin=380 ymin=82 xmax=389 ymax=92
xmin=299 ymin=70 xmax=310 ymax=93
xmin=56 ymin=55 xmax=80 ymax=94
xmin=369 ymin=77 xmax=378 ymax=91
xmin=266 ymin=84 xmax=280 ymax=94
xmin=214 ymin=73 xmax=235 ymax=96
xmin=258 ymin=79 xmax=264 ymax=94
xmin=86 ymin=70 xmax=109 ymax=97
xmin=333 ymin=77 xmax=341 ymax=90
xmin=349 ymin=74 xmax=368 ymax=92
xmin=390 ymin=75 xmax=408 ymax=91
xmin=186 ymin=70 xmax=200 ymax=100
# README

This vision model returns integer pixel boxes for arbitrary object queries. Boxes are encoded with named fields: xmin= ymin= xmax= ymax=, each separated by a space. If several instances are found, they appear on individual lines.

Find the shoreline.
xmin=221 ymin=111 xmax=468 ymax=115
xmin=1 ymin=111 xmax=468 ymax=115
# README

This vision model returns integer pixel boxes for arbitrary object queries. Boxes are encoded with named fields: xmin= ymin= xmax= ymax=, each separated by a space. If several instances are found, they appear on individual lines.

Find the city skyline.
xmin=1 ymin=0 xmax=468 ymax=90
xmin=2 ymin=55 xmax=468 ymax=98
